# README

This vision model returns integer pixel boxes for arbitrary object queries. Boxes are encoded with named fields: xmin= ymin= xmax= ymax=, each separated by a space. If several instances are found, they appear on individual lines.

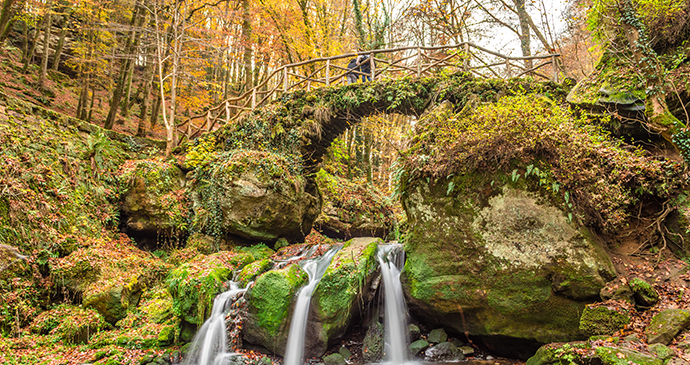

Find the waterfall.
xmin=283 ymin=246 xmax=341 ymax=365
xmin=183 ymin=282 xmax=247 ymax=365
xmin=377 ymin=244 xmax=409 ymax=365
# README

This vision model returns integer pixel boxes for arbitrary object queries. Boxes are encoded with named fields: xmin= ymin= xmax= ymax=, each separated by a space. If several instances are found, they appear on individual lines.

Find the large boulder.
xmin=188 ymin=151 xmax=321 ymax=245
xmin=401 ymin=173 xmax=616 ymax=358
xmin=242 ymin=263 xmax=308 ymax=355
xmin=314 ymin=169 xmax=397 ymax=240
xmin=307 ymin=237 xmax=381 ymax=357
xmin=118 ymin=159 xmax=188 ymax=238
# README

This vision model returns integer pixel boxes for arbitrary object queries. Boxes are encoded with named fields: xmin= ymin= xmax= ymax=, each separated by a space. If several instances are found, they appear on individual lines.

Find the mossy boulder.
xmin=167 ymin=247 xmax=271 ymax=326
xmin=646 ymin=309 xmax=690 ymax=345
xmin=118 ymin=159 xmax=187 ymax=237
xmin=595 ymin=346 xmax=662 ymax=365
xmin=236 ymin=258 xmax=274 ymax=286
xmin=314 ymin=169 xmax=396 ymax=239
xmin=401 ymin=174 xmax=616 ymax=358
xmin=428 ymin=328 xmax=448 ymax=344
xmin=526 ymin=342 xmax=590 ymax=365
xmin=307 ymin=237 xmax=381 ymax=357
xmin=242 ymin=263 xmax=308 ymax=355
xmin=579 ymin=304 xmax=631 ymax=337
xmin=323 ymin=353 xmax=346 ymax=365
xmin=409 ymin=339 xmax=430 ymax=356
xmin=188 ymin=150 xmax=321 ymax=245
xmin=425 ymin=342 xmax=465 ymax=361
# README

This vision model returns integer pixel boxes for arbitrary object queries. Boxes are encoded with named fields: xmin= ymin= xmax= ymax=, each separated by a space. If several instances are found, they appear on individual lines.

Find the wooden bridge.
xmin=177 ymin=43 xmax=561 ymax=142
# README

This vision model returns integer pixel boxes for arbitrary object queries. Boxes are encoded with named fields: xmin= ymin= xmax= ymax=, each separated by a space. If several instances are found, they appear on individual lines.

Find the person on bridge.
xmin=357 ymin=53 xmax=372 ymax=82
xmin=346 ymin=57 xmax=359 ymax=84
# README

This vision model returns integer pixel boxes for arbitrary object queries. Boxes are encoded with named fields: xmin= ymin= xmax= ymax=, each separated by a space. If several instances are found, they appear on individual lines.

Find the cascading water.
xmin=283 ymin=246 xmax=341 ymax=365
xmin=183 ymin=282 xmax=247 ymax=365
xmin=377 ymin=244 xmax=409 ymax=365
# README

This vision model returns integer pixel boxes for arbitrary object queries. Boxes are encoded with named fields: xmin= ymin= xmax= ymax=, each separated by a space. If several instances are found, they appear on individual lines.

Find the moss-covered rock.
xmin=117 ymin=159 xmax=188 ymax=239
xmin=242 ymin=263 xmax=308 ymax=355
xmin=188 ymin=150 xmax=321 ymax=245
xmin=646 ymin=309 xmax=690 ymax=345
xmin=425 ymin=342 xmax=465 ymax=361
xmin=428 ymin=328 xmax=448 ymax=344
xmin=629 ymin=278 xmax=660 ymax=308
xmin=526 ymin=342 xmax=590 ymax=365
xmin=167 ymin=247 xmax=271 ymax=326
xmin=314 ymin=169 xmax=397 ymax=240
xmin=401 ymin=172 xmax=616 ymax=357
xmin=409 ymin=339 xmax=430 ymax=356
xmin=307 ymin=237 xmax=380 ymax=357
xmin=579 ymin=304 xmax=631 ymax=337
xmin=236 ymin=258 xmax=274 ymax=286
xmin=323 ymin=353 xmax=346 ymax=365
xmin=595 ymin=346 xmax=662 ymax=365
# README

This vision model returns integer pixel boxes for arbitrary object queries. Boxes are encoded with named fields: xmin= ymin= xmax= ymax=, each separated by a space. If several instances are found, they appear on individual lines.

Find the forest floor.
xmin=0 ymin=44 xmax=168 ymax=141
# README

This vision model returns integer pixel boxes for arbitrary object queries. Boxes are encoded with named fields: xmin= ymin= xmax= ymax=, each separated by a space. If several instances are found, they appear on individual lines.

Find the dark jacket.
xmin=347 ymin=58 xmax=359 ymax=71
xmin=359 ymin=55 xmax=371 ymax=73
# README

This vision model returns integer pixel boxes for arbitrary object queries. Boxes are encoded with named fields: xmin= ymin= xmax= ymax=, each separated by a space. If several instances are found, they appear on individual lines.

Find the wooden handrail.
xmin=177 ymin=43 xmax=562 ymax=144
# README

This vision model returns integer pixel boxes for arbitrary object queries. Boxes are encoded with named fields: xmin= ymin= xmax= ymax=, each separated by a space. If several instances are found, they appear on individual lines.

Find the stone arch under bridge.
xmin=213 ymin=72 xmax=566 ymax=173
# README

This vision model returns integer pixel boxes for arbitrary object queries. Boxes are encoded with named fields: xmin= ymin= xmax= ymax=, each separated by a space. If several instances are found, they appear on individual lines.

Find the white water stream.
xmin=183 ymin=282 xmax=247 ymax=365
xmin=283 ymin=246 xmax=341 ymax=365
xmin=377 ymin=244 xmax=410 ymax=365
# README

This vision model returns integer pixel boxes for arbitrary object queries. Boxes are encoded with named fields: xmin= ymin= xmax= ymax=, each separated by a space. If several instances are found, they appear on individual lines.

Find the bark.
xmin=22 ymin=15 xmax=45 ymax=73
xmin=241 ymin=0 xmax=252 ymax=89
xmin=0 ymin=0 xmax=15 ymax=41
xmin=38 ymin=0 xmax=54 ymax=90
xmin=137 ymin=63 xmax=154 ymax=136
xmin=513 ymin=0 xmax=533 ymax=69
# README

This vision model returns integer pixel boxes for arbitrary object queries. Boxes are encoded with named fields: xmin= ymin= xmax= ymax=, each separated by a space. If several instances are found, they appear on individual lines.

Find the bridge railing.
xmin=177 ymin=43 xmax=561 ymax=142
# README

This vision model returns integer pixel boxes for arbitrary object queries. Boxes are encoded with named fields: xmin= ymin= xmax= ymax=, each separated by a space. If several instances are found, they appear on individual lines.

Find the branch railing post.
xmin=325 ymin=59 xmax=330 ymax=86
xmin=205 ymin=110 xmax=211 ymax=132
xmin=551 ymin=55 xmax=558 ymax=83
xmin=417 ymin=47 xmax=422 ymax=77
xmin=283 ymin=67 xmax=288 ymax=93
xmin=225 ymin=101 xmax=230 ymax=123
xmin=463 ymin=43 xmax=470 ymax=72
xmin=370 ymin=52 xmax=376 ymax=80
xmin=505 ymin=58 xmax=512 ymax=79
xmin=251 ymin=89 xmax=256 ymax=110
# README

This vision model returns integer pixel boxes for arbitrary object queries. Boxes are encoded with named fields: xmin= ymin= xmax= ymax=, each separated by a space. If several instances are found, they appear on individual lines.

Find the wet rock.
xmin=579 ymin=304 xmax=631 ymax=336
xmin=646 ymin=309 xmax=690 ymax=345
xmin=408 ymin=324 xmax=421 ymax=341
xmin=667 ymin=357 xmax=690 ymax=365
xmin=323 ymin=353 xmax=346 ymax=365
xmin=409 ymin=339 xmax=430 ymax=356
xmin=526 ymin=342 xmax=589 ymax=365
xmin=625 ymin=334 xmax=642 ymax=343
xmin=630 ymin=278 xmax=659 ymax=308
xmin=425 ymin=342 xmax=465 ymax=361
xmin=362 ymin=322 xmax=384 ymax=363
xmin=459 ymin=346 xmax=475 ymax=355
xmin=258 ymin=357 xmax=272 ymax=365
xmin=428 ymin=328 xmax=448 ymax=344
xmin=309 ymin=238 xmax=381 ymax=357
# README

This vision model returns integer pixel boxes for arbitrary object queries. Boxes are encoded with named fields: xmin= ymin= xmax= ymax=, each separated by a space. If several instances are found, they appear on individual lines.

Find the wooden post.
xmin=205 ymin=110 xmax=212 ymax=132
xmin=463 ymin=43 xmax=470 ymax=72
xmin=552 ymin=55 xmax=558 ymax=83
xmin=186 ymin=120 xmax=192 ymax=139
xmin=225 ymin=101 xmax=230 ymax=123
xmin=505 ymin=58 xmax=512 ymax=79
xmin=252 ymin=88 xmax=256 ymax=110
xmin=370 ymin=53 xmax=376 ymax=80
xmin=283 ymin=67 xmax=288 ymax=93
xmin=417 ymin=47 xmax=422 ymax=77
xmin=326 ymin=59 xmax=330 ymax=86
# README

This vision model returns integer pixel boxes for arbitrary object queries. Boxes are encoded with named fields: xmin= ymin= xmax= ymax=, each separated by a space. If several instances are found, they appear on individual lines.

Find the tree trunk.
xmin=0 ymin=0 xmax=15 ymax=41
xmin=22 ymin=15 xmax=45 ymax=73
xmin=241 ymin=0 xmax=252 ymax=90
xmin=365 ymin=131 xmax=372 ymax=184
xmin=513 ymin=0 xmax=533 ymax=70
xmin=38 ymin=0 xmax=54 ymax=90
xmin=137 ymin=63 xmax=154 ymax=136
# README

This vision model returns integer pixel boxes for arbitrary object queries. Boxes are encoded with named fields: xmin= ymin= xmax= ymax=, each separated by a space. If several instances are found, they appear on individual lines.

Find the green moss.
xmin=486 ymin=270 xmax=552 ymax=314
xmin=579 ymin=305 xmax=631 ymax=336
xmin=249 ymin=264 xmax=307 ymax=337
xmin=595 ymin=346 xmax=662 ymax=365
xmin=629 ymin=277 xmax=659 ymax=307
xmin=237 ymin=258 xmax=274 ymax=286
xmin=314 ymin=238 xmax=380 ymax=338
xmin=526 ymin=343 xmax=590 ymax=365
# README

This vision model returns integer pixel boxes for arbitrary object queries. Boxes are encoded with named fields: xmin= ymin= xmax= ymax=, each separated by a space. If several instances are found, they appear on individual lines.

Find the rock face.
xmin=118 ymin=159 xmax=187 ymax=238
xmin=401 ymin=174 xmax=616 ymax=358
xmin=189 ymin=151 xmax=321 ymax=245
xmin=579 ymin=304 xmax=631 ymax=337
xmin=314 ymin=170 xmax=396 ymax=240
xmin=646 ymin=309 xmax=690 ymax=345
